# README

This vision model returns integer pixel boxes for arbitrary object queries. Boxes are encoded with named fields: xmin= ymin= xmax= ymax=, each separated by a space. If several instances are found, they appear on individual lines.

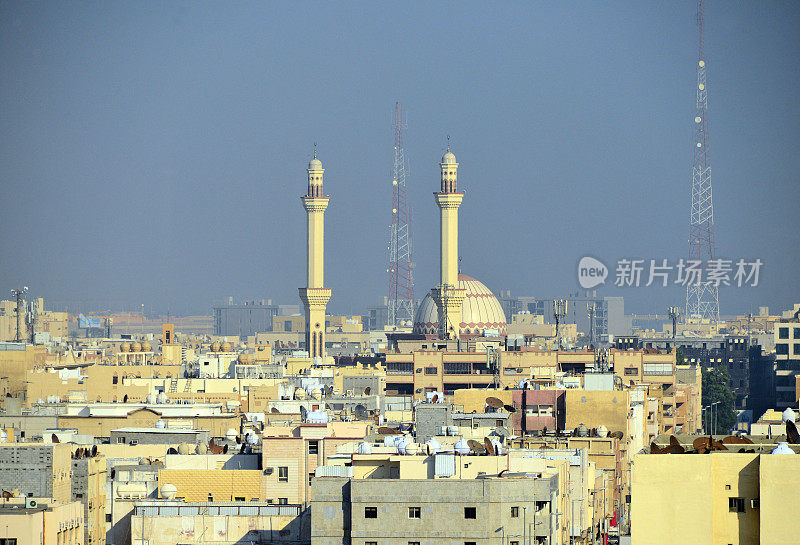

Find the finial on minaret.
xmin=313 ymin=142 xmax=317 ymax=159
xmin=446 ymin=135 xmax=450 ymax=152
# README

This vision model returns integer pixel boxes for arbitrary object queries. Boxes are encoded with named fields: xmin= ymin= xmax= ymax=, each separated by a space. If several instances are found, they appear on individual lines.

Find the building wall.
xmin=71 ymin=455 xmax=107 ymax=545
xmin=632 ymin=453 xmax=763 ymax=545
xmin=0 ymin=501 xmax=85 ymax=545
xmin=158 ymin=469 xmax=263 ymax=502
xmin=0 ymin=443 xmax=72 ymax=503
xmin=759 ymin=453 xmax=800 ymax=544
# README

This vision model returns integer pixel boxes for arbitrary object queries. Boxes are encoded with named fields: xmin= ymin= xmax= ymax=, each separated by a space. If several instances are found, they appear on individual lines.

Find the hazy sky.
xmin=1 ymin=1 xmax=798 ymax=317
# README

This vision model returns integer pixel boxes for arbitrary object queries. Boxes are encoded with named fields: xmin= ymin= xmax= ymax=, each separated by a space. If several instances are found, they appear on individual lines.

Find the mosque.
xmin=298 ymin=143 xmax=507 ymax=361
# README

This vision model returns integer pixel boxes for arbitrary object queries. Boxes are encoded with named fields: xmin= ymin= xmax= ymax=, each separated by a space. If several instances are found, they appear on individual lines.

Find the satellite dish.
xmin=467 ymin=440 xmax=485 ymax=454
xmin=609 ymin=430 xmax=624 ymax=440
xmin=721 ymin=435 xmax=753 ymax=445
xmin=485 ymin=397 xmax=504 ymax=410
xmin=503 ymin=404 xmax=516 ymax=413
xmin=364 ymin=386 xmax=371 ymax=396
xmin=51 ymin=433 xmax=60 ymax=444
xmin=354 ymin=404 xmax=367 ymax=420
xmin=270 ymin=407 xmax=280 ymax=414
xmin=484 ymin=437 xmax=496 ymax=456
xmin=787 ymin=420 xmax=800 ymax=444
xmin=378 ymin=426 xmax=401 ymax=435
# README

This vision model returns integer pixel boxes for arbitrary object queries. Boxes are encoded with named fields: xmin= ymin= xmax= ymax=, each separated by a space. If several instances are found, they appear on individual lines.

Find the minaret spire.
xmin=431 ymin=144 xmax=465 ymax=339
xmin=299 ymin=149 xmax=332 ymax=361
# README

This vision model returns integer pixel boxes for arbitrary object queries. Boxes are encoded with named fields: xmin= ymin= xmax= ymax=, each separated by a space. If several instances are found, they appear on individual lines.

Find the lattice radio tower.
xmin=388 ymin=102 xmax=414 ymax=326
xmin=686 ymin=0 xmax=719 ymax=323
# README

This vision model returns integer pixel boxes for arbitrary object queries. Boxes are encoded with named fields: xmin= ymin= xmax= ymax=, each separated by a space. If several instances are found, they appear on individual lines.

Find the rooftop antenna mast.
xmin=686 ymin=0 xmax=719 ymax=323
xmin=11 ymin=286 xmax=28 ymax=343
xmin=387 ymin=102 xmax=415 ymax=327
xmin=553 ymin=299 xmax=567 ymax=351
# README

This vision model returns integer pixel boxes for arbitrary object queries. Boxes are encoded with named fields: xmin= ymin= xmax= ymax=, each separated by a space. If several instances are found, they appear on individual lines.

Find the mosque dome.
xmin=413 ymin=274 xmax=507 ymax=337
xmin=441 ymin=151 xmax=456 ymax=164
xmin=308 ymin=158 xmax=323 ymax=170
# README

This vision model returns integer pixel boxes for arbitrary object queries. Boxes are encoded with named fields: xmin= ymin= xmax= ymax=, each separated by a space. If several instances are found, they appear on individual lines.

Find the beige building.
xmin=130 ymin=501 xmax=304 ymax=545
xmin=632 ymin=451 xmax=800 ymax=545
xmin=0 ymin=499 xmax=85 ymax=545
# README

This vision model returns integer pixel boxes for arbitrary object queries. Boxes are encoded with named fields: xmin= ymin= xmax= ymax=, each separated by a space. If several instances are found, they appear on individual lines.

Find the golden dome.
xmin=413 ymin=274 xmax=507 ymax=336
xmin=130 ymin=342 xmax=142 ymax=352
xmin=210 ymin=342 xmax=221 ymax=352
xmin=120 ymin=342 xmax=130 ymax=353
xmin=141 ymin=341 xmax=152 ymax=352
xmin=220 ymin=342 xmax=233 ymax=352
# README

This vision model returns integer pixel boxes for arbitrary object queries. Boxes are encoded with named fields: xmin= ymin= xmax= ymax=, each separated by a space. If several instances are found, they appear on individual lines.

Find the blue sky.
xmin=1 ymin=1 xmax=798 ymax=316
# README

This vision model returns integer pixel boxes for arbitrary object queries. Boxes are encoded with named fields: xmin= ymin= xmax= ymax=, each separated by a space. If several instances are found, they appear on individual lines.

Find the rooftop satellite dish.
xmin=484 ymin=437 xmax=496 ymax=456
xmin=668 ymin=435 xmax=685 ymax=454
xmin=354 ymin=404 xmax=368 ymax=420
xmin=377 ymin=426 xmax=401 ymax=435
xmin=609 ymin=430 xmax=624 ymax=440
xmin=364 ymin=386 xmax=371 ymax=396
xmin=503 ymin=404 xmax=516 ymax=413
xmin=270 ymin=407 xmax=280 ymax=414
xmin=787 ymin=420 xmax=800 ymax=444
xmin=485 ymin=397 xmax=504 ymax=410
xmin=431 ymin=393 xmax=439 ymax=403
xmin=721 ymin=435 xmax=753 ymax=445
xmin=51 ymin=433 xmax=60 ymax=444
xmin=222 ymin=444 xmax=228 ymax=454
xmin=467 ymin=439 xmax=486 ymax=454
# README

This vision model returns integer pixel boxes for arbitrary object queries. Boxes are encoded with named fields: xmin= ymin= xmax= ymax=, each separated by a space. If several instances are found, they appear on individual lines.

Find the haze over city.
xmin=1 ymin=1 xmax=798 ymax=316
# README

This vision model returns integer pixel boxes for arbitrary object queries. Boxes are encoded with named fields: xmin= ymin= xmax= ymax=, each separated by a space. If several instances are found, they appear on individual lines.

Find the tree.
xmin=701 ymin=364 xmax=737 ymax=434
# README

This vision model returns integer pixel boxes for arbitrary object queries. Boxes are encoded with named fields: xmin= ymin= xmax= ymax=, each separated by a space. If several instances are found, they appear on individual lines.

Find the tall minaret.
xmin=299 ymin=148 xmax=332 ymax=361
xmin=431 ymin=141 xmax=465 ymax=339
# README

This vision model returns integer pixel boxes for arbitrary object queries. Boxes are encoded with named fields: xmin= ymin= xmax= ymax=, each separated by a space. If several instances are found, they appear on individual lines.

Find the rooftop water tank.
xmin=597 ymin=425 xmax=609 ymax=438
xmin=782 ymin=408 xmax=796 ymax=423
xmin=246 ymin=433 xmax=259 ymax=445
xmin=454 ymin=438 xmax=470 ymax=454
xmin=771 ymin=442 xmax=794 ymax=455
xmin=576 ymin=423 xmax=589 ymax=437
xmin=146 ymin=393 xmax=157 ymax=404
xmin=156 ymin=392 xmax=167 ymax=404
xmin=426 ymin=438 xmax=441 ymax=455
xmin=405 ymin=442 xmax=419 ymax=455
xmin=161 ymin=484 xmax=178 ymax=500
xmin=155 ymin=419 xmax=166 ymax=429
xmin=226 ymin=428 xmax=238 ymax=441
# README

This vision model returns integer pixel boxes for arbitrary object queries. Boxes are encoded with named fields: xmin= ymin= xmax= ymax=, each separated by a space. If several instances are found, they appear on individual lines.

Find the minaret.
xmin=431 ymin=141 xmax=466 ymax=339
xmin=299 ymin=148 xmax=332 ymax=361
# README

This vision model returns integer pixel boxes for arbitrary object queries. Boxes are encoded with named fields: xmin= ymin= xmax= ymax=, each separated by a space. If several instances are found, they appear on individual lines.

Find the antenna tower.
xmin=686 ymin=0 xmax=719 ymax=322
xmin=388 ymin=102 xmax=414 ymax=326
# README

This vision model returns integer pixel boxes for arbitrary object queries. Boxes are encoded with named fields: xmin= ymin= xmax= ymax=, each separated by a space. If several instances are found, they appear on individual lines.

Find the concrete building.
xmin=213 ymin=298 xmax=279 ymax=338
xmin=0 ymin=499 xmax=85 ymax=545
xmin=0 ymin=443 xmax=72 ymax=503
xmin=312 ymin=474 xmax=563 ymax=545
xmin=130 ymin=501 xmax=305 ymax=545
xmin=299 ymin=151 xmax=333 ymax=362
xmin=773 ymin=305 xmax=800 ymax=410
xmin=70 ymin=453 xmax=107 ymax=545
xmin=631 ymin=452 xmax=800 ymax=545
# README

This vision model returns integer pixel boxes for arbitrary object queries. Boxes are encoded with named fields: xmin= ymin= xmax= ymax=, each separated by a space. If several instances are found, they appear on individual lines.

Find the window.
xmin=794 ymin=328 xmax=800 ymax=339
xmin=510 ymin=506 xmax=519 ymax=517
xmin=278 ymin=498 xmax=288 ymax=505
xmin=112 ymin=375 xmax=118 ymax=384
xmin=624 ymin=367 xmax=638 ymax=376
xmin=106 ymin=514 xmax=112 ymax=523
xmin=234 ymin=496 xmax=245 ymax=501
xmin=365 ymin=506 xmax=377 ymax=518
xmin=284 ymin=320 xmax=292 ymax=331
xmin=424 ymin=367 xmax=438 ymax=375
xmin=116 ymin=437 xmax=125 ymax=444
xmin=464 ymin=506 xmax=476 ymax=519
xmin=510 ymin=542 xmax=519 ymax=545
xmin=278 ymin=466 xmax=288 ymax=482
xmin=794 ymin=344 xmax=800 ymax=355
xmin=465 ymin=542 xmax=477 ymax=545
xmin=409 ymin=542 xmax=420 ymax=545
xmin=308 ymin=440 xmax=319 ymax=455
xmin=776 ymin=344 xmax=789 ymax=355
xmin=779 ymin=327 xmax=789 ymax=339
xmin=728 ymin=497 xmax=745 ymax=513
xmin=366 ymin=542 xmax=377 ymax=545
xmin=408 ymin=506 xmax=421 ymax=519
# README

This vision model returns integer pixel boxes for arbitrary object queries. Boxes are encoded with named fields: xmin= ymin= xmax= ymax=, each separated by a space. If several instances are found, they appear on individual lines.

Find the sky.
xmin=1 ymin=1 xmax=798 ymax=318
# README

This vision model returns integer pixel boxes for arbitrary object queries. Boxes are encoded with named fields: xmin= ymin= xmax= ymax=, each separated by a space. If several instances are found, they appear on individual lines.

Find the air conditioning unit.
xmin=751 ymin=498 xmax=760 ymax=509
xmin=264 ymin=467 xmax=274 ymax=475
xmin=25 ymin=498 xmax=38 ymax=509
